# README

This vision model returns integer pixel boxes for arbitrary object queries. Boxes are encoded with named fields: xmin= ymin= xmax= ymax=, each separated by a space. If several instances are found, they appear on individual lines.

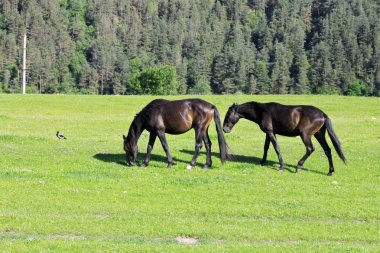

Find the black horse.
xmin=223 ymin=102 xmax=347 ymax=176
xmin=123 ymin=99 xmax=229 ymax=169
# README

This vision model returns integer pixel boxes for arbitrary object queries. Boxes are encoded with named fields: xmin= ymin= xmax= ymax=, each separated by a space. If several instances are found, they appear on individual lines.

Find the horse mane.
xmin=129 ymin=103 xmax=156 ymax=139
xmin=135 ymin=99 xmax=170 ymax=122
xmin=134 ymin=112 xmax=142 ymax=120
xmin=127 ymin=112 xmax=145 ymax=145
xmin=134 ymin=103 xmax=155 ymax=122
xmin=248 ymin=101 xmax=266 ymax=111
xmin=236 ymin=101 xmax=266 ymax=118
xmin=240 ymin=101 xmax=260 ymax=111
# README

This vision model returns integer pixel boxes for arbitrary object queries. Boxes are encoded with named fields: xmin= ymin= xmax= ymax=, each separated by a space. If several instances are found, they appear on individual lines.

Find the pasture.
xmin=0 ymin=94 xmax=379 ymax=252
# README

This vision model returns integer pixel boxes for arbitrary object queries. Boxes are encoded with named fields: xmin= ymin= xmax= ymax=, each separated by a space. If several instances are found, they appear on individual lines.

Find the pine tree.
xmin=271 ymin=41 xmax=292 ymax=94
xmin=0 ymin=0 xmax=378 ymax=95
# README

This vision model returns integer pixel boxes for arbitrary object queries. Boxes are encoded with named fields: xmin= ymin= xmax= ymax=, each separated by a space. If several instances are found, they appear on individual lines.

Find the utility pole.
xmin=22 ymin=33 xmax=27 ymax=94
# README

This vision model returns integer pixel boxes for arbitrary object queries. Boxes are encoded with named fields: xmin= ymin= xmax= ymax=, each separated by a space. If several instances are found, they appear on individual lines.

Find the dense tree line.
xmin=0 ymin=0 xmax=379 ymax=96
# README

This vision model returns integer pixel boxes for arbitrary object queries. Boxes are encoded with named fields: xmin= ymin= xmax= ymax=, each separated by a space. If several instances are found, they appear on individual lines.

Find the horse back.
xmin=261 ymin=103 xmax=325 ymax=136
xmin=143 ymin=99 xmax=214 ymax=134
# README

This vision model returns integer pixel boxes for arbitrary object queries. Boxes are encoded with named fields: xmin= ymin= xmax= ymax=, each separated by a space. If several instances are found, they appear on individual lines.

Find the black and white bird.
xmin=56 ymin=131 xmax=67 ymax=139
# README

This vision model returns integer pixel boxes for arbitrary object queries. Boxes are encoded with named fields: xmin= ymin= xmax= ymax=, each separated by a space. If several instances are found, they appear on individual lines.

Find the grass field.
xmin=0 ymin=94 xmax=379 ymax=252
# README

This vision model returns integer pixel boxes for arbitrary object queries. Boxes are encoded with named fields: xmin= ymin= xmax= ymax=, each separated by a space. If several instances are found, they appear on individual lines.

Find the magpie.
xmin=56 ymin=131 xmax=67 ymax=139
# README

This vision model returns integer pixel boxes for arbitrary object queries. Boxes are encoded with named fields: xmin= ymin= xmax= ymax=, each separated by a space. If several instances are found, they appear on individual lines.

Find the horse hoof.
xmin=186 ymin=164 xmax=194 ymax=170
xmin=203 ymin=165 xmax=210 ymax=169
xmin=327 ymin=172 xmax=333 ymax=176
xmin=166 ymin=162 xmax=175 ymax=169
xmin=260 ymin=160 xmax=266 ymax=166
xmin=279 ymin=169 xmax=284 ymax=173
xmin=296 ymin=166 xmax=301 ymax=173
xmin=140 ymin=163 xmax=147 ymax=168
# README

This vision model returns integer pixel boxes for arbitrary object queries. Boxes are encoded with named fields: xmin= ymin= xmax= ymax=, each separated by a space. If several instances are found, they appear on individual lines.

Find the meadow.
xmin=0 ymin=94 xmax=379 ymax=252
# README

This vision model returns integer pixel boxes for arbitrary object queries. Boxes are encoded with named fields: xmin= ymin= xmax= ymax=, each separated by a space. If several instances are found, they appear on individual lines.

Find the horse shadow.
xmin=179 ymin=149 xmax=284 ymax=172
xmin=93 ymin=151 xmax=326 ymax=175
xmin=93 ymin=152 xmax=205 ymax=168
xmin=179 ymin=149 xmax=326 ymax=175
xmin=93 ymin=153 xmax=126 ymax=166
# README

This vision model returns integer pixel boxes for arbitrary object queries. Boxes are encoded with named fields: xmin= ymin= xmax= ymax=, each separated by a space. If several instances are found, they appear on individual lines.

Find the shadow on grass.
xmin=179 ymin=149 xmax=283 ymax=172
xmin=93 ymin=153 xmax=126 ymax=166
xmin=93 ymin=152 xmax=204 ymax=168
xmin=93 ymin=151 xmax=327 ymax=175
xmin=179 ymin=149 xmax=327 ymax=175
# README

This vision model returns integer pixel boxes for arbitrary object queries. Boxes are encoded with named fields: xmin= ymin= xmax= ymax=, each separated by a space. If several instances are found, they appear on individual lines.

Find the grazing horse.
xmin=123 ymin=99 xmax=229 ymax=169
xmin=223 ymin=102 xmax=347 ymax=176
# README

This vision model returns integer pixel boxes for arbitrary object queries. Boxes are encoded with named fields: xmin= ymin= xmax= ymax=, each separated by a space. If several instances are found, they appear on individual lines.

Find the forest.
xmin=0 ymin=0 xmax=379 ymax=96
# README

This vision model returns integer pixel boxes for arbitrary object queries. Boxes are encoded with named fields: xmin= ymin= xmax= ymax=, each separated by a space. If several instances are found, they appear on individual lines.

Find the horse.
xmin=123 ymin=98 xmax=229 ymax=169
xmin=222 ymin=102 xmax=347 ymax=176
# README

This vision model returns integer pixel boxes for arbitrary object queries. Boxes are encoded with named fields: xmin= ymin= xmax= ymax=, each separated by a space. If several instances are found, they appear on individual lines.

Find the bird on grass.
xmin=56 ymin=131 xmax=67 ymax=139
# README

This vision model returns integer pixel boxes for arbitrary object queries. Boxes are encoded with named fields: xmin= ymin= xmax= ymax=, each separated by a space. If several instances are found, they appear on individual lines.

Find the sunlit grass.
xmin=0 ymin=94 xmax=379 ymax=252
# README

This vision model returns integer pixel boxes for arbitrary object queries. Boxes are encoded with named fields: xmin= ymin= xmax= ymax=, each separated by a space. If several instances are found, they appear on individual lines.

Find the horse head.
xmin=123 ymin=134 xmax=138 ymax=166
xmin=223 ymin=103 xmax=240 ymax=133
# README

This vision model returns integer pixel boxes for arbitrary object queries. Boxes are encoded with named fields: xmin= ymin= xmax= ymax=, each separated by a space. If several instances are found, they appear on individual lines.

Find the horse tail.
xmin=324 ymin=115 xmax=347 ymax=164
xmin=213 ymin=106 xmax=229 ymax=163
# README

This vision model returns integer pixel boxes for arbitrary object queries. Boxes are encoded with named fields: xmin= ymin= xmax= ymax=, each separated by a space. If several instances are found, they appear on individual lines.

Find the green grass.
xmin=0 ymin=94 xmax=379 ymax=252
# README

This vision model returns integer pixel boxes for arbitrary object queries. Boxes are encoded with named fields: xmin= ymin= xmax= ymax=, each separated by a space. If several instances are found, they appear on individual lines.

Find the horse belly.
xmin=275 ymin=129 xmax=300 ymax=137
xmin=165 ymin=122 xmax=192 ymax=134
xmin=165 ymin=128 xmax=191 ymax=135
xmin=273 ymin=121 xmax=301 ymax=136
xmin=163 ymin=113 xmax=193 ymax=134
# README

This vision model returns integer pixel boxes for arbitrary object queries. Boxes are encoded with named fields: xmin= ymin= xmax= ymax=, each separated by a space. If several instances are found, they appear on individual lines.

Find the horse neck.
xmin=238 ymin=103 xmax=260 ymax=123
xmin=127 ymin=116 xmax=144 ymax=146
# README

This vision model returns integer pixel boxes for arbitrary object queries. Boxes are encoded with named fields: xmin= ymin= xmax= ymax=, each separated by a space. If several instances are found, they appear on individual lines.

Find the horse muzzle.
xmin=127 ymin=161 xmax=135 ymax=166
xmin=223 ymin=126 xmax=231 ymax=133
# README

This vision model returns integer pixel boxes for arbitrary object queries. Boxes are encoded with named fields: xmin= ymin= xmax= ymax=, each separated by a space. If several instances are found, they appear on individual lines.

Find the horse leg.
xmin=187 ymin=128 xmax=203 ymax=170
xmin=314 ymin=129 xmax=334 ymax=176
xmin=157 ymin=130 xmax=174 ymax=168
xmin=296 ymin=134 xmax=315 ymax=173
xmin=141 ymin=132 xmax=157 ymax=167
xmin=268 ymin=132 xmax=285 ymax=171
xmin=203 ymin=128 xmax=212 ymax=169
xmin=260 ymin=134 xmax=270 ymax=165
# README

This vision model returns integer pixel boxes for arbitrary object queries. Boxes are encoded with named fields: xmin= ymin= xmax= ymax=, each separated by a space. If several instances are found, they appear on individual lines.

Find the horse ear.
xmin=123 ymin=134 xmax=126 ymax=140
xmin=232 ymin=103 xmax=238 ymax=110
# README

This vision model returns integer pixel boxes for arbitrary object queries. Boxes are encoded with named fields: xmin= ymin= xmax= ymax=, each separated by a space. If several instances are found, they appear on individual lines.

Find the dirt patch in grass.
xmin=47 ymin=234 xmax=88 ymax=240
xmin=176 ymin=236 xmax=199 ymax=245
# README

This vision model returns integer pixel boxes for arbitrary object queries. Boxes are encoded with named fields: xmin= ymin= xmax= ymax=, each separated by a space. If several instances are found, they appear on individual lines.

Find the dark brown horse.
xmin=223 ymin=102 xmax=347 ymax=176
xmin=123 ymin=99 xmax=229 ymax=169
